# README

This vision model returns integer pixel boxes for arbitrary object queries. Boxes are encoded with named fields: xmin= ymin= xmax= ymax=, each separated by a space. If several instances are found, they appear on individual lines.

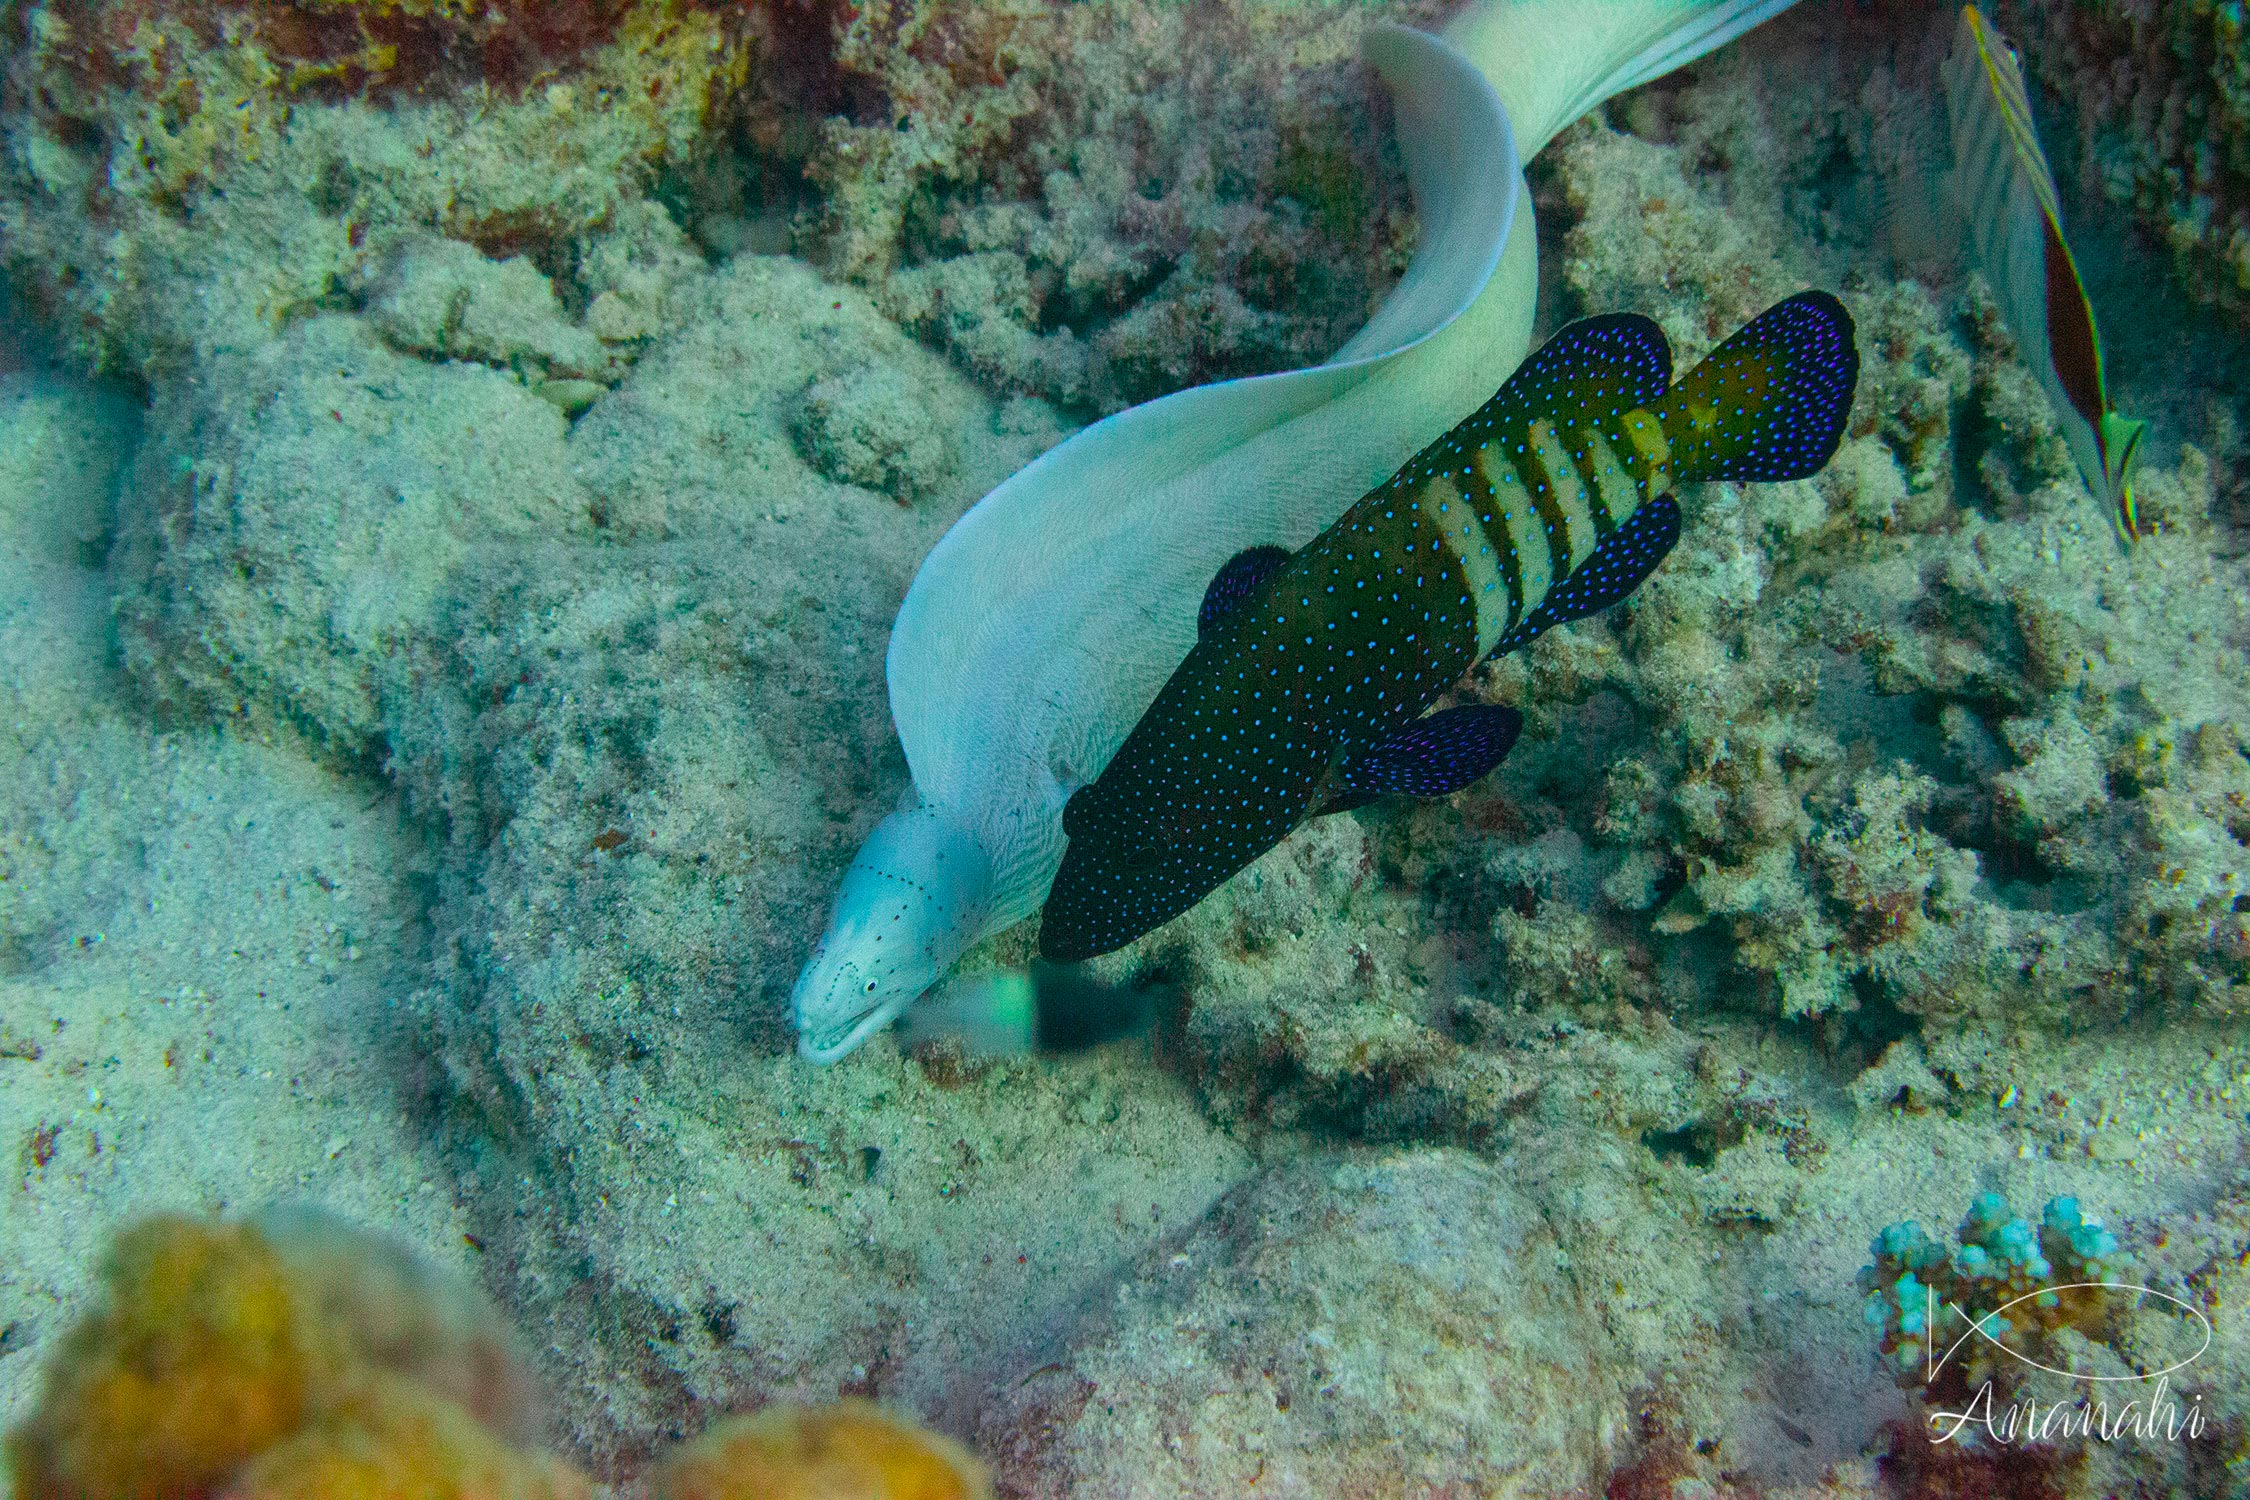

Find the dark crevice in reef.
xmin=1526 ymin=152 xmax=1585 ymax=338
xmin=1837 ymin=972 xmax=1921 ymax=1059
xmin=1641 ymin=1118 xmax=1735 ymax=1170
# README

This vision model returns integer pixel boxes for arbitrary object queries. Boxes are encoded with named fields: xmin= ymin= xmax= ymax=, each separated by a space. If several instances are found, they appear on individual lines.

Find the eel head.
xmin=791 ymin=801 xmax=996 ymax=1062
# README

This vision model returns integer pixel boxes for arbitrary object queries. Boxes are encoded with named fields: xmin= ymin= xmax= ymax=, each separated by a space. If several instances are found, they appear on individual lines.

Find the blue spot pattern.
xmin=1672 ymin=290 xmax=1859 ymax=484
xmin=1495 ymin=315 xmax=1673 ymax=478
xmin=1486 ymin=493 xmax=1681 ymax=660
xmin=1198 ymin=545 xmax=1295 ymax=639
xmin=1039 ymin=290 xmax=1861 ymax=964
xmin=1330 ymin=703 xmax=1523 ymax=804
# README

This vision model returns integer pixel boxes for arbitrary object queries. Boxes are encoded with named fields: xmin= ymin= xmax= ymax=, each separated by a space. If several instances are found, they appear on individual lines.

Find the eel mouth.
xmin=791 ymin=947 xmax=927 ymax=1064
xmin=797 ymin=1007 xmax=894 ymax=1065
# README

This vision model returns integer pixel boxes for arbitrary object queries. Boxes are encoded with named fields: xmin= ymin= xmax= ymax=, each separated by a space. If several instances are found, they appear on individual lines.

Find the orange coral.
xmin=220 ymin=1372 xmax=591 ymax=1500
xmin=649 ymin=1399 xmax=993 ymax=1500
xmin=4 ymin=1215 xmax=342 ymax=1500
xmin=3 ymin=1209 xmax=582 ymax=1500
xmin=6 ymin=1210 xmax=1000 ymax=1499
xmin=253 ymin=1205 xmax=539 ymax=1441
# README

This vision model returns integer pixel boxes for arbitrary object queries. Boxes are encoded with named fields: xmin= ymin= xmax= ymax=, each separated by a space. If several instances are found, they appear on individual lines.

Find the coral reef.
xmin=708 ymin=0 xmax=1438 ymax=414
xmin=9 ymin=2 xmax=2250 ymax=1495
xmin=0 ymin=0 xmax=1450 ymax=420
xmin=2012 ymin=0 xmax=2250 ymax=322
xmin=649 ymin=1399 xmax=991 ymax=1500
xmin=109 ymin=243 xmax=1248 ymax=1455
xmin=3 ymin=1209 xmax=572 ymax=1500
xmin=1429 ymin=10 xmax=2250 ymax=1038
xmin=1858 ymin=1192 xmax=2137 ymax=1397
xmin=0 ymin=0 xmax=748 ymax=378
xmin=113 ymin=312 xmax=592 ymax=769
xmin=1151 ymin=813 xmax=1542 ymax=1143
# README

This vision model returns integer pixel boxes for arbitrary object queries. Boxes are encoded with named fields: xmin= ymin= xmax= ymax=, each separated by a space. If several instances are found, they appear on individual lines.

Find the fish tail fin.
xmin=2102 ymin=411 xmax=2147 ymax=545
xmin=1657 ymin=290 xmax=1860 ymax=485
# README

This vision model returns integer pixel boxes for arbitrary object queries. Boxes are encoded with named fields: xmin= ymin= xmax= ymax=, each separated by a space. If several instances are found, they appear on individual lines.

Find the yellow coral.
xmin=3 ymin=1210 xmax=994 ymax=1500
xmin=4 ymin=1209 xmax=577 ymax=1500
xmin=649 ymin=1399 xmax=993 ymax=1500
xmin=220 ymin=1372 xmax=591 ymax=1500
xmin=253 ymin=1205 xmax=540 ymax=1441
xmin=4 ymin=1215 xmax=342 ymax=1500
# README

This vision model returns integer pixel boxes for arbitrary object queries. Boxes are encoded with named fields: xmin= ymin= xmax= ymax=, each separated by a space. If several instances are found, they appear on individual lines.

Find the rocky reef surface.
xmin=3 ymin=1 xmax=2249 ymax=1495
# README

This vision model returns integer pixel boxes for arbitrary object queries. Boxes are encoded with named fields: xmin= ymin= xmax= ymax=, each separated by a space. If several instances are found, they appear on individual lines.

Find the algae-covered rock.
xmin=0 ymin=0 xmax=744 ymax=379
xmin=979 ymin=1150 xmax=1633 ymax=1495
xmin=792 ymin=362 xmax=959 ymax=502
xmin=0 ymin=374 xmax=137 ymax=972
xmin=113 ymin=315 xmax=590 ymax=768
xmin=359 ymin=255 xmax=1250 ymax=1444
xmin=362 ymin=238 xmax=610 ymax=382
xmin=792 ymin=0 xmax=1436 ymax=414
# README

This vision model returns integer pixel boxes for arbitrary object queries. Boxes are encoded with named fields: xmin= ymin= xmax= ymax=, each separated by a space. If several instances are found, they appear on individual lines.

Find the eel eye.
xmin=864 ymin=980 xmax=878 ymax=994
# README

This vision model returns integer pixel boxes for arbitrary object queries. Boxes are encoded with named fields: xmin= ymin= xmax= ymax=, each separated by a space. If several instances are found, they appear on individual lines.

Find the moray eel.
xmin=1041 ymin=292 xmax=1860 ymax=961
xmin=793 ymin=0 xmax=1806 ymax=1063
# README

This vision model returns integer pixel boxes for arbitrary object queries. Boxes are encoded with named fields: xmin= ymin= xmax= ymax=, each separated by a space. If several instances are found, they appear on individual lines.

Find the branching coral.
xmin=1858 ymin=1193 xmax=2137 ymax=1402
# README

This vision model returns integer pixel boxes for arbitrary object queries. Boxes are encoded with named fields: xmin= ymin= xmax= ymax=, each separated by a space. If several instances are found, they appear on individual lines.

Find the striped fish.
xmin=1039 ymin=291 xmax=1859 ymax=962
xmin=1942 ymin=4 xmax=2145 ymax=546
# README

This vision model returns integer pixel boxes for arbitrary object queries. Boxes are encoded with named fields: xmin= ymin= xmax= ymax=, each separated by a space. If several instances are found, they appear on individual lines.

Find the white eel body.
xmin=793 ymin=0 xmax=1802 ymax=1062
